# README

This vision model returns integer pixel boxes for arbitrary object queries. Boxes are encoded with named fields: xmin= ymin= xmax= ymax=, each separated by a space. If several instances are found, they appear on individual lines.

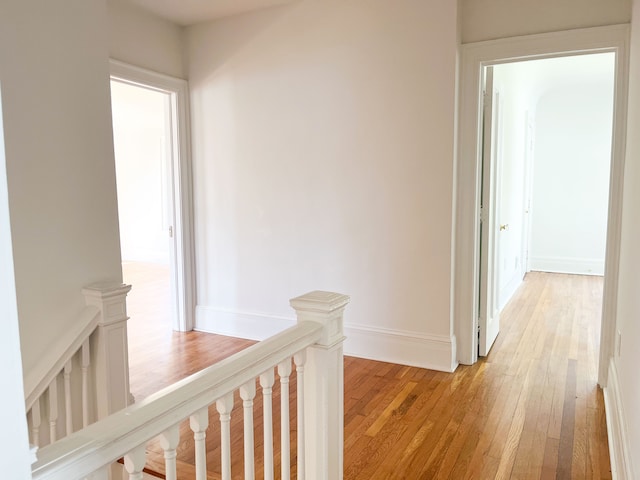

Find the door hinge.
xmin=169 ymin=226 xmax=174 ymax=238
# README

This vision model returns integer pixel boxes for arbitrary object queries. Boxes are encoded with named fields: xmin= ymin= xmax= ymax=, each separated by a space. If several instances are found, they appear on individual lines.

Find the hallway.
xmin=126 ymin=271 xmax=610 ymax=478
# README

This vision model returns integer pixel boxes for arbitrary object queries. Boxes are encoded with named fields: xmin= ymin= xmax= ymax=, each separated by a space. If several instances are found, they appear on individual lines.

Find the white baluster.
xmin=240 ymin=380 xmax=256 ymax=480
xmin=216 ymin=392 xmax=234 ymax=480
xmin=31 ymin=399 xmax=42 ymax=448
xmin=48 ymin=378 xmax=58 ymax=443
xmin=294 ymin=351 xmax=307 ymax=480
xmin=64 ymin=360 xmax=73 ymax=436
xmin=158 ymin=424 xmax=180 ymax=480
xmin=260 ymin=369 xmax=275 ymax=480
xmin=278 ymin=360 xmax=292 ymax=480
xmin=190 ymin=407 xmax=209 ymax=480
xmin=81 ymin=339 xmax=90 ymax=428
xmin=124 ymin=444 xmax=147 ymax=480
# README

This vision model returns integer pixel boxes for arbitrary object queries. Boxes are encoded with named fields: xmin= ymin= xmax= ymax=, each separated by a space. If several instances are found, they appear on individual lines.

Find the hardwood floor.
xmin=125 ymin=268 xmax=611 ymax=479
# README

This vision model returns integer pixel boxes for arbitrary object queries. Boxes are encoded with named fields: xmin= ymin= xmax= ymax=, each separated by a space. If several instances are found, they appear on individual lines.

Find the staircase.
xmin=29 ymin=290 xmax=349 ymax=480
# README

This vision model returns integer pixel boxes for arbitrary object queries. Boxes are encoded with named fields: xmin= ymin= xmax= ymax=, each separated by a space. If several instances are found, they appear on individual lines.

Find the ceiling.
xmin=124 ymin=0 xmax=297 ymax=26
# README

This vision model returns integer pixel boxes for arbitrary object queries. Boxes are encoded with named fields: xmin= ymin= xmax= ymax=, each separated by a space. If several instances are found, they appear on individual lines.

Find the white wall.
xmin=0 ymin=88 xmax=33 ymax=480
xmin=112 ymin=81 xmax=171 ymax=264
xmin=609 ymin=0 xmax=640 ymax=475
xmin=107 ymin=0 xmax=185 ymax=79
xmin=530 ymin=81 xmax=614 ymax=275
xmin=460 ymin=0 xmax=631 ymax=43
xmin=0 ymin=1 xmax=122 ymax=377
xmin=186 ymin=0 xmax=459 ymax=371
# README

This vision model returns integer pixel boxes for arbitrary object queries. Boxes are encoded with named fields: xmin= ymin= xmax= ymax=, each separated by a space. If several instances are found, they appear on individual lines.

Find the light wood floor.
xmin=125 ymin=268 xmax=611 ymax=479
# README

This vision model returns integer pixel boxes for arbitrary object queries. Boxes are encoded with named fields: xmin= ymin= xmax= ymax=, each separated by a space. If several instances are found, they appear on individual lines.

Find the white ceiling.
xmin=125 ymin=0 xmax=297 ymax=26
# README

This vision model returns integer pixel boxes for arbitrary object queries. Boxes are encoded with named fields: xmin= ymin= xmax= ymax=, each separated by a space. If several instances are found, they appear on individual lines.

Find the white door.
xmin=478 ymin=66 xmax=501 ymax=356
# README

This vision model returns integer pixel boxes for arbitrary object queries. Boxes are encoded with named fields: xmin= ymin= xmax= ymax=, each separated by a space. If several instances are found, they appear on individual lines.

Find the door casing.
xmin=453 ymin=24 xmax=630 ymax=387
xmin=110 ymin=60 xmax=196 ymax=332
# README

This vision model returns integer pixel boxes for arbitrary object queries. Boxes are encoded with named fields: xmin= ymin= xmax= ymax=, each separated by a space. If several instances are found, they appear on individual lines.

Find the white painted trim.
xmin=604 ymin=359 xmax=635 ymax=479
xmin=196 ymin=307 xmax=458 ymax=372
xmin=109 ymin=59 xmax=196 ymax=332
xmin=195 ymin=306 xmax=295 ymax=340
xmin=530 ymin=256 xmax=605 ymax=276
xmin=454 ymin=25 xmax=630 ymax=375
xmin=498 ymin=271 xmax=523 ymax=311
xmin=344 ymin=324 xmax=458 ymax=373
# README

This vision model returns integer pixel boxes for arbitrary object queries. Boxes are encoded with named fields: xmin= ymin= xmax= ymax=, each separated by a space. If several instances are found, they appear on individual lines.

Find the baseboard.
xmin=195 ymin=306 xmax=458 ymax=372
xmin=530 ymin=256 xmax=604 ymax=275
xmin=344 ymin=324 xmax=458 ymax=373
xmin=604 ymin=359 xmax=634 ymax=479
xmin=498 ymin=272 xmax=523 ymax=311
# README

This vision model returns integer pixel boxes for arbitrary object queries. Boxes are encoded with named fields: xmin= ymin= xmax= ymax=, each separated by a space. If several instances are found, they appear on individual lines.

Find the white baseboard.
xmin=498 ymin=272 xmax=523 ymax=311
xmin=530 ymin=256 xmax=604 ymax=276
xmin=604 ymin=359 xmax=635 ymax=480
xmin=195 ymin=306 xmax=458 ymax=372
xmin=344 ymin=324 xmax=458 ymax=372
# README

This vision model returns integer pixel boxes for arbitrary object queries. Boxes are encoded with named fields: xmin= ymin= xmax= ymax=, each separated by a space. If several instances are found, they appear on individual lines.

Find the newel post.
xmin=290 ymin=291 xmax=350 ymax=480
xmin=82 ymin=283 xmax=132 ymax=420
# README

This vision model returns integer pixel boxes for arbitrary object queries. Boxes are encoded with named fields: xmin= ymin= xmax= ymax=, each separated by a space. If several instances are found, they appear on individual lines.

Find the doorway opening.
xmin=478 ymin=53 xmax=616 ymax=356
xmin=111 ymin=79 xmax=175 ymax=336
xmin=109 ymin=60 xmax=195 ymax=335
xmin=453 ymin=25 xmax=629 ymax=387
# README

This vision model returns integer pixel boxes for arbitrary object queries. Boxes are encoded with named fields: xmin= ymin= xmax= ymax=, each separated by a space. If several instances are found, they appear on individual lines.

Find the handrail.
xmin=24 ymin=306 xmax=100 ymax=410
xmin=32 ymin=320 xmax=324 ymax=480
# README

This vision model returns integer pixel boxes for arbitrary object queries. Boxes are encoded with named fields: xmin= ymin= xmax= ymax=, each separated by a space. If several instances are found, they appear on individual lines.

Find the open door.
xmin=478 ymin=66 xmax=501 ymax=356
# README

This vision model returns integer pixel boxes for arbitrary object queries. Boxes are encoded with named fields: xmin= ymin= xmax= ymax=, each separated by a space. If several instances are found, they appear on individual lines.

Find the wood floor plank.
xmin=124 ymin=266 xmax=612 ymax=479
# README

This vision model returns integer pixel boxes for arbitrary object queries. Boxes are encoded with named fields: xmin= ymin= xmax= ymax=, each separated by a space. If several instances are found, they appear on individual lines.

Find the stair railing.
xmin=31 ymin=290 xmax=349 ymax=480
xmin=25 ymin=284 xmax=132 ymax=450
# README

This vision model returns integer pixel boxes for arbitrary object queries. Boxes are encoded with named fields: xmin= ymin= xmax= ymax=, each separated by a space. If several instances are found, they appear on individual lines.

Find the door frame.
xmin=453 ymin=24 xmax=629 ymax=387
xmin=110 ymin=59 xmax=196 ymax=332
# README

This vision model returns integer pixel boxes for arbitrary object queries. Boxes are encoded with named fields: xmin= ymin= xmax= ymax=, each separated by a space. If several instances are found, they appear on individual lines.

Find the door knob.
xmin=500 ymin=224 xmax=509 ymax=231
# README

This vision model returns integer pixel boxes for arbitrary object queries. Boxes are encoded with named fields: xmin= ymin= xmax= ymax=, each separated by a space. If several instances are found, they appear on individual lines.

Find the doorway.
xmin=453 ymin=25 xmax=629 ymax=387
xmin=109 ymin=60 xmax=195 ymax=334
xmin=478 ymin=53 xmax=616 ymax=356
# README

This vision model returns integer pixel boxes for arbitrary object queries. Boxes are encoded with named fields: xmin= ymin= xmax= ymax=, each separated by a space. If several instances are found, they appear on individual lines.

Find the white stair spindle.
xmin=239 ymin=381 xmax=257 ymax=480
xmin=190 ymin=407 xmax=209 ymax=480
xmin=48 ymin=378 xmax=59 ymax=443
xmin=64 ymin=360 xmax=73 ymax=436
xmin=294 ymin=351 xmax=307 ymax=480
xmin=278 ymin=360 xmax=292 ymax=480
xmin=81 ymin=339 xmax=90 ymax=428
xmin=216 ymin=392 xmax=235 ymax=480
xmin=31 ymin=400 xmax=42 ymax=448
xmin=158 ymin=424 xmax=180 ymax=480
xmin=124 ymin=444 xmax=147 ymax=480
xmin=260 ymin=369 xmax=275 ymax=480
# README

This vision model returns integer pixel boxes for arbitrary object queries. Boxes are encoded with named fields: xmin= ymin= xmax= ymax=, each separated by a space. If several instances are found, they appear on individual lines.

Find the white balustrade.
xmin=63 ymin=361 xmax=73 ymax=436
xmin=190 ymin=407 xmax=209 ymax=480
xmin=294 ymin=351 xmax=307 ymax=480
xmin=158 ymin=424 xmax=180 ymax=480
xmin=31 ymin=291 xmax=349 ymax=480
xmin=240 ymin=380 xmax=256 ymax=480
xmin=278 ymin=359 xmax=292 ymax=480
xmin=25 ymin=283 xmax=131 ymax=451
xmin=260 ymin=369 xmax=275 ymax=480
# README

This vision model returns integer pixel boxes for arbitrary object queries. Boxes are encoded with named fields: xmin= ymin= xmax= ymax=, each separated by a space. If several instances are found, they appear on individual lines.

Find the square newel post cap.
xmin=82 ymin=282 xmax=132 ymax=326
xmin=82 ymin=282 xmax=132 ymax=299
xmin=290 ymin=291 xmax=350 ymax=346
